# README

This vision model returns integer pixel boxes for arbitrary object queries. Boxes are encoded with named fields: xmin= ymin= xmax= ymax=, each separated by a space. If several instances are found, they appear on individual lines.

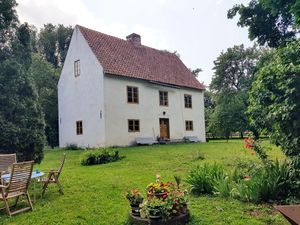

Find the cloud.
xmin=217 ymin=0 xmax=225 ymax=5
xmin=16 ymin=0 xmax=168 ymax=50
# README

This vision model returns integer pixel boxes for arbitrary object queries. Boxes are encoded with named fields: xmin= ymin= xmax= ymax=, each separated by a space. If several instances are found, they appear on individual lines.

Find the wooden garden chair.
xmin=0 ymin=161 xmax=34 ymax=216
xmin=41 ymin=154 xmax=66 ymax=197
xmin=0 ymin=154 xmax=17 ymax=174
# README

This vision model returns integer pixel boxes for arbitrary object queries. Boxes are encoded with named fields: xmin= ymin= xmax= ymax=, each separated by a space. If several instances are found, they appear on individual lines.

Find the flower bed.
xmin=126 ymin=176 xmax=190 ymax=225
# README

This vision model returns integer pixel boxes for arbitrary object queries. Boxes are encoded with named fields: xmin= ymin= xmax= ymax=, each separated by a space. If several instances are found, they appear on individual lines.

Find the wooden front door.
xmin=159 ymin=118 xmax=170 ymax=140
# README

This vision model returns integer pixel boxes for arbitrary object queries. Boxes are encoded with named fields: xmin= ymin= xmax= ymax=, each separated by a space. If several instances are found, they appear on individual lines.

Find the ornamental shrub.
xmin=80 ymin=149 xmax=122 ymax=166
xmin=186 ymin=163 xmax=226 ymax=195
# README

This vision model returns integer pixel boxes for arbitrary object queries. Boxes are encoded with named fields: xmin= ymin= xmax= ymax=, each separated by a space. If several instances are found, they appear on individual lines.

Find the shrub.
xmin=65 ymin=143 xmax=84 ymax=150
xmin=214 ymin=176 xmax=234 ymax=198
xmin=233 ymin=160 xmax=295 ymax=203
xmin=81 ymin=149 xmax=122 ymax=166
xmin=186 ymin=163 xmax=226 ymax=195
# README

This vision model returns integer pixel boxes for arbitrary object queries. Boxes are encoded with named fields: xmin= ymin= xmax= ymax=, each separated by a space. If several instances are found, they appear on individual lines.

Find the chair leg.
xmin=3 ymin=197 xmax=11 ymax=216
xmin=42 ymin=181 xmax=49 ymax=197
xmin=56 ymin=180 xmax=64 ymax=195
xmin=26 ymin=191 xmax=33 ymax=211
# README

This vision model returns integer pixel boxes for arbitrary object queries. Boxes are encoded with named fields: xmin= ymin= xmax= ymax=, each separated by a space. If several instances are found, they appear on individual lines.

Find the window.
xmin=185 ymin=120 xmax=193 ymax=131
xmin=159 ymin=91 xmax=168 ymax=106
xmin=128 ymin=119 xmax=140 ymax=132
xmin=184 ymin=94 xmax=192 ymax=108
xmin=127 ymin=86 xmax=139 ymax=103
xmin=74 ymin=60 xmax=80 ymax=77
xmin=76 ymin=121 xmax=83 ymax=135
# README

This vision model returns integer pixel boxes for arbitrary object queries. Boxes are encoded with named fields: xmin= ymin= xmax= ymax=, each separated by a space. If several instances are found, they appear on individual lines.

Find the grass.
xmin=0 ymin=140 xmax=288 ymax=225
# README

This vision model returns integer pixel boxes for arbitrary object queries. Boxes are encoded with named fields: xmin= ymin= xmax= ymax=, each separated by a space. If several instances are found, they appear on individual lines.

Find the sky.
xmin=17 ymin=0 xmax=252 ymax=86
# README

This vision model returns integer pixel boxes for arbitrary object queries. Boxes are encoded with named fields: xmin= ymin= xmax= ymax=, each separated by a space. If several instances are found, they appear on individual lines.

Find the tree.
xmin=38 ymin=24 xmax=73 ymax=67
xmin=208 ymin=91 xmax=247 ymax=139
xmin=30 ymin=54 xmax=60 ymax=148
xmin=190 ymin=68 xmax=203 ymax=77
xmin=209 ymin=45 xmax=262 ymax=138
xmin=210 ymin=45 xmax=261 ymax=93
xmin=0 ymin=2 xmax=46 ymax=162
xmin=228 ymin=0 xmax=299 ymax=48
xmin=0 ymin=0 xmax=18 ymax=62
xmin=248 ymin=40 xmax=300 ymax=174
xmin=0 ymin=60 xmax=45 ymax=163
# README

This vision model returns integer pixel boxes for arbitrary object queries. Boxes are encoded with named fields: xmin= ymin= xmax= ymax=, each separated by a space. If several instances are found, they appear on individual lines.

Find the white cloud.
xmin=17 ymin=0 xmax=167 ymax=51
xmin=217 ymin=0 xmax=225 ymax=5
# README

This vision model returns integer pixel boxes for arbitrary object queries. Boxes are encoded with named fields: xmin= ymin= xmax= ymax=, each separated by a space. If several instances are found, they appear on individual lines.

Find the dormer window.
xmin=74 ymin=60 xmax=80 ymax=77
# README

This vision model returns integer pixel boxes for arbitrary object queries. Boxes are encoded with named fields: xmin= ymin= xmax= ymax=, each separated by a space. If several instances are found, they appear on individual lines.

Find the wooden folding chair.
xmin=0 ymin=154 xmax=17 ymax=174
xmin=41 ymin=154 xmax=66 ymax=197
xmin=0 ymin=161 xmax=34 ymax=216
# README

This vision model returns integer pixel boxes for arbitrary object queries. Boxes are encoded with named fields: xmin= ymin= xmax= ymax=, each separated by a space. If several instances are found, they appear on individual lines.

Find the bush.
xmin=81 ymin=149 xmax=122 ymax=166
xmin=186 ymin=163 xmax=226 ymax=195
xmin=233 ymin=160 xmax=295 ymax=203
xmin=214 ymin=176 xmax=234 ymax=198
xmin=65 ymin=143 xmax=84 ymax=150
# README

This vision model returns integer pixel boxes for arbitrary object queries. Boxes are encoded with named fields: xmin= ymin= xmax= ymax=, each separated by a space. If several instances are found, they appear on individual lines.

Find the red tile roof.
xmin=77 ymin=25 xmax=205 ymax=90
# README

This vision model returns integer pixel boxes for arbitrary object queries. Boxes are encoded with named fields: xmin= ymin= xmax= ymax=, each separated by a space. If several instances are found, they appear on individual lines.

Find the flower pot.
xmin=147 ymin=191 xmax=168 ymax=199
xmin=180 ymin=204 xmax=188 ymax=214
xmin=130 ymin=204 xmax=140 ymax=217
xmin=147 ymin=207 xmax=162 ymax=220
xmin=149 ymin=214 xmax=162 ymax=220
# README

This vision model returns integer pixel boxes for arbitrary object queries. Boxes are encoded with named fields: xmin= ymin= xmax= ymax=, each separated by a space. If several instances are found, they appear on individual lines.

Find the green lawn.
xmin=0 ymin=140 xmax=288 ymax=225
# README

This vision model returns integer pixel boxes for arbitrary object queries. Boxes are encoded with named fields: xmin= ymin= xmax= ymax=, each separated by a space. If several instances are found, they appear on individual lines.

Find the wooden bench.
xmin=136 ymin=137 xmax=158 ymax=145
xmin=274 ymin=205 xmax=300 ymax=225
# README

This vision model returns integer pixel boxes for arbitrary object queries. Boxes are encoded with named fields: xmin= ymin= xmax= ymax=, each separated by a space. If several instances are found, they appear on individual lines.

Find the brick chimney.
xmin=126 ymin=33 xmax=141 ymax=46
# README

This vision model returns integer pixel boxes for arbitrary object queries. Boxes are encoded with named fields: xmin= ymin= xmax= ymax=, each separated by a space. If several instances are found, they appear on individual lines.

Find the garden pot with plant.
xmin=126 ymin=189 xmax=144 ymax=216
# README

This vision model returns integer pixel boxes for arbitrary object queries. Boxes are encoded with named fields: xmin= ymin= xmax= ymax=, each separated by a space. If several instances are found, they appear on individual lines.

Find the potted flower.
xmin=144 ymin=198 xmax=168 ymax=220
xmin=125 ymin=189 xmax=144 ymax=216
xmin=146 ymin=182 xmax=175 ymax=199
xmin=166 ymin=189 xmax=189 ymax=215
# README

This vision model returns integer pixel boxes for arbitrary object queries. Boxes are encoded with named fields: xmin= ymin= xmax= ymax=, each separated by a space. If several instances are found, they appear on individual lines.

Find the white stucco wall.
xmin=103 ymin=75 xmax=205 ymax=146
xmin=58 ymin=27 xmax=106 ymax=147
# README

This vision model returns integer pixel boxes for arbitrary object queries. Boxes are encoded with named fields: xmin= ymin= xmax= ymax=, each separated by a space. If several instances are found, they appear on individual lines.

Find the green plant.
xmin=65 ymin=143 xmax=84 ymax=150
xmin=193 ymin=151 xmax=205 ymax=161
xmin=214 ymin=176 xmax=233 ymax=198
xmin=80 ymin=149 xmax=123 ymax=166
xmin=141 ymin=197 xmax=173 ymax=220
xmin=186 ymin=163 xmax=226 ymax=195
xmin=125 ymin=189 xmax=143 ymax=206
xmin=233 ymin=160 xmax=295 ymax=203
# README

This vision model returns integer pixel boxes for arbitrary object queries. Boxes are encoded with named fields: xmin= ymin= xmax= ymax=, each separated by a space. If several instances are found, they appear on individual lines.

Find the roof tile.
xmin=77 ymin=25 xmax=205 ymax=90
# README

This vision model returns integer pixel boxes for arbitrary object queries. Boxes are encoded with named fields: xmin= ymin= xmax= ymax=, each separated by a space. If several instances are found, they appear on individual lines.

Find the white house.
xmin=58 ymin=25 xmax=206 ymax=147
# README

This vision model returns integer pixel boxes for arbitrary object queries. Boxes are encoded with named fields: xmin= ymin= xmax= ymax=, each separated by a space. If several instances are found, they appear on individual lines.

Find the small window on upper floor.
xmin=76 ymin=120 xmax=83 ymax=135
xmin=185 ymin=120 xmax=193 ymax=131
xmin=127 ymin=86 xmax=139 ymax=103
xmin=184 ymin=94 xmax=192 ymax=108
xmin=159 ymin=91 xmax=168 ymax=106
xmin=74 ymin=60 xmax=80 ymax=77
